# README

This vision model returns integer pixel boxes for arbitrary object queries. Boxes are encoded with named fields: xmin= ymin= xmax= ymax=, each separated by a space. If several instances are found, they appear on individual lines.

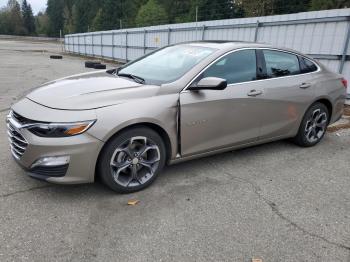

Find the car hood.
xmin=26 ymin=71 xmax=160 ymax=110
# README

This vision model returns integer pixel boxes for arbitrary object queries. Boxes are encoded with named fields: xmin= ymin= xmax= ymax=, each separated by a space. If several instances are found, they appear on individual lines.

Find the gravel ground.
xmin=0 ymin=39 xmax=349 ymax=262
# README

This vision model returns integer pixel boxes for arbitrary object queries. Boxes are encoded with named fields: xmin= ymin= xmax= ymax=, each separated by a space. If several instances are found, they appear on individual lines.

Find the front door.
xmin=180 ymin=49 xmax=264 ymax=157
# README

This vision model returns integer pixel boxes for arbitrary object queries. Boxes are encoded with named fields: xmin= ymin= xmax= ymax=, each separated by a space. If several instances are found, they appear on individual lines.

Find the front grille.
xmin=7 ymin=114 xmax=28 ymax=159
xmin=30 ymin=164 xmax=69 ymax=177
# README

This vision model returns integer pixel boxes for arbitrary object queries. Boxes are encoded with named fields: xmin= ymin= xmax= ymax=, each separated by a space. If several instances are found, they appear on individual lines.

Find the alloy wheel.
xmin=304 ymin=108 xmax=328 ymax=143
xmin=109 ymin=136 xmax=160 ymax=188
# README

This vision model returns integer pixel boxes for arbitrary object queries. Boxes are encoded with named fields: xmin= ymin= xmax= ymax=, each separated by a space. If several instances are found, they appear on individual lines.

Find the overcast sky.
xmin=0 ymin=0 xmax=47 ymax=14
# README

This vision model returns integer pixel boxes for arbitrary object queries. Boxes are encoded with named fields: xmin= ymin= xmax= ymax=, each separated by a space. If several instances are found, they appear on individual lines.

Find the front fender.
xmin=88 ymin=94 xmax=179 ymax=159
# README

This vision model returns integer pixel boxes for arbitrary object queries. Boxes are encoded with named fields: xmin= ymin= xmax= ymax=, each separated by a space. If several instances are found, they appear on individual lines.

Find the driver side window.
xmin=199 ymin=49 xmax=257 ymax=85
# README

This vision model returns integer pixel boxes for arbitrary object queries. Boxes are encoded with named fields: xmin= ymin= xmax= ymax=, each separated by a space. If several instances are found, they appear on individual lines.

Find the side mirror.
xmin=188 ymin=77 xmax=227 ymax=91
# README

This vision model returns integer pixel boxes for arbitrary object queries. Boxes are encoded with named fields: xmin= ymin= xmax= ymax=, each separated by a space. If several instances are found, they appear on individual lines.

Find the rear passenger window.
xmin=300 ymin=57 xmax=318 ymax=73
xmin=263 ymin=50 xmax=300 ymax=78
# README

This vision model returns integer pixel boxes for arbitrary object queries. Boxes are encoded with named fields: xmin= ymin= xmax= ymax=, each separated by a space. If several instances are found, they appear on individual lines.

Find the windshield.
xmin=118 ymin=45 xmax=217 ymax=85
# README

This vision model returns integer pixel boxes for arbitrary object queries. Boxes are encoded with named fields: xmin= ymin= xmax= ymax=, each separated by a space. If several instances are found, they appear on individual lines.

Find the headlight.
xmin=27 ymin=120 xmax=96 ymax=137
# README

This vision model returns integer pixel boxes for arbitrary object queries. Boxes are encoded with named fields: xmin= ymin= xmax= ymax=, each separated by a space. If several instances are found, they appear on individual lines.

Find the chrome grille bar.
xmin=6 ymin=111 xmax=28 ymax=159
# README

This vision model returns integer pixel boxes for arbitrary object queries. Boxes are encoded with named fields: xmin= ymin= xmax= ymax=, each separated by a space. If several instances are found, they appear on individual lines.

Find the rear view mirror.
xmin=189 ymin=77 xmax=227 ymax=91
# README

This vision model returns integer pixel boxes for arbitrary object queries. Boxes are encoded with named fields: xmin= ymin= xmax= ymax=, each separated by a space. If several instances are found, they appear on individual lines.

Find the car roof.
xmin=179 ymin=40 xmax=272 ymax=50
xmin=177 ymin=40 xmax=315 ymax=61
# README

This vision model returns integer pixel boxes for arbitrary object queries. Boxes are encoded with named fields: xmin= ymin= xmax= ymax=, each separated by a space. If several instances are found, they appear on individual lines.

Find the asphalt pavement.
xmin=0 ymin=39 xmax=349 ymax=262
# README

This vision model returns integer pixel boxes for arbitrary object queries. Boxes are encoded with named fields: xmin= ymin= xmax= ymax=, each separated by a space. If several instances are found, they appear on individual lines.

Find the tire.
xmin=94 ymin=64 xmax=106 ymax=69
xmin=292 ymin=102 xmax=329 ymax=147
xmin=85 ymin=61 xmax=100 ymax=68
xmin=50 ymin=55 xmax=63 ymax=59
xmin=97 ymin=127 xmax=166 ymax=193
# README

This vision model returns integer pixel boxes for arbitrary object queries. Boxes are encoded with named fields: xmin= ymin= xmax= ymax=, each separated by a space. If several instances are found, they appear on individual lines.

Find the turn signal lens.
xmin=64 ymin=124 xmax=92 ymax=135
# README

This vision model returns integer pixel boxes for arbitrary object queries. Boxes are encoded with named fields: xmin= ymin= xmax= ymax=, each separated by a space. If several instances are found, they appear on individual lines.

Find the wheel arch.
xmin=313 ymin=97 xmax=333 ymax=122
xmin=95 ymin=122 xmax=173 ymax=180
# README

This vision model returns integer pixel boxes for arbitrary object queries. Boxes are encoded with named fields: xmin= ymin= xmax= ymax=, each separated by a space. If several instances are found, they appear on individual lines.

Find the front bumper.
xmin=7 ymin=100 xmax=104 ymax=184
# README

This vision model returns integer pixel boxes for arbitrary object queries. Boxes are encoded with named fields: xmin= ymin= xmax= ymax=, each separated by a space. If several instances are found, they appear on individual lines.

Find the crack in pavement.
xmin=225 ymin=173 xmax=350 ymax=252
xmin=0 ymin=184 xmax=54 ymax=198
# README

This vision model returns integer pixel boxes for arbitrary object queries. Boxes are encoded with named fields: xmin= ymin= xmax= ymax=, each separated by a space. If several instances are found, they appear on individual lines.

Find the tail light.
xmin=341 ymin=78 xmax=348 ymax=89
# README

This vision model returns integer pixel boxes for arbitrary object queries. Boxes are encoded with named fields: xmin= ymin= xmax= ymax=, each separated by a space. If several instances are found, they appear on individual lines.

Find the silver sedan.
xmin=6 ymin=41 xmax=347 ymax=193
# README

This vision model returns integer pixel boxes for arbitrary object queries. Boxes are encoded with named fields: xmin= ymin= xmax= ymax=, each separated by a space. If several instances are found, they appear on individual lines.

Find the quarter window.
xmin=263 ymin=50 xmax=300 ymax=78
xmin=200 ymin=49 xmax=257 ymax=85
xmin=300 ymin=57 xmax=318 ymax=73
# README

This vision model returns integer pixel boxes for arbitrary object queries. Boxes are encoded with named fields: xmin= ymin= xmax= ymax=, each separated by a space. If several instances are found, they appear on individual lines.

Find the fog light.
xmin=31 ymin=156 xmax=70 ymax=168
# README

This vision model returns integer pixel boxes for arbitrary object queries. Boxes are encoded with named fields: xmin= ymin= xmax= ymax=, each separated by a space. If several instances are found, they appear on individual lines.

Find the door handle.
xmin=247 ymin=90 xmax=263 ymax=97
xmin=299 ymin=82 xmax=311 ymax=89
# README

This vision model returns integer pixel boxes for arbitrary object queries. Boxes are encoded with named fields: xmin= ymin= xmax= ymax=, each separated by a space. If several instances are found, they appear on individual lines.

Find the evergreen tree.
xmin=92 ymin=8 xmax=104 ymax=31
xmin=22 ymin=0 xmax=36 ymax=35
xmin=310 ymin=0 xmax=350 ymax=10
xmin=63 ymin=0 xmax=76 ymax=34
xmin=135 ymin=0 xmax=168 ymax=26
xmin=7 ymin=0 xmax=25 ymax=35
xmin=46 ymin=0 xmax=64 ymax=36
xmin=272 ymin=0 xmax=311 ymax=14
xmin=73 ymin=0 xmax=100 ymax=33
xmin=35 ymin=11 xmax=49 ymax=35
xmin=0 ymin=7 xmax=11 ymax=34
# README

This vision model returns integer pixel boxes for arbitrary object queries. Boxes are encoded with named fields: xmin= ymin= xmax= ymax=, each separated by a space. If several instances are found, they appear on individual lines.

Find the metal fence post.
xmin=167 ymin=28 xmax=171 ymax=45
xmin=112 ymin=32 xmax=115 ymax=60
xmin=339 ymin=19 xmax=350 ymax=73
xmin=92 ymin=33 xmax=94 ymax=57
xmin=101 ymin=33 xmax=103 ymax=58
xmin=254 ymin=20 xmax=260 ymax=42
xmin=125 ymin=31 xmax=128 ymax=62
xmin=143 ymin=29 xmax=147 ymax=54
xmin=201 ymin=25 xmax=206 ymax=40
xmin=84 ymin=35 xmax=87 ymax=55
xmin=77 ymin=35 xmax=80 ymax=55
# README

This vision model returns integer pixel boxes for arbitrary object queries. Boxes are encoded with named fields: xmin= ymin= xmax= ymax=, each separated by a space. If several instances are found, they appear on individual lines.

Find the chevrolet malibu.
xmin=6 ymin=41 xmax=347 ymax=193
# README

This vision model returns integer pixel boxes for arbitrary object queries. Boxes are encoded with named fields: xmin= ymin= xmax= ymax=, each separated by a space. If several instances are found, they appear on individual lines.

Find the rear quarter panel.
xmin=312 ymin=69 xmax=346 ymax=124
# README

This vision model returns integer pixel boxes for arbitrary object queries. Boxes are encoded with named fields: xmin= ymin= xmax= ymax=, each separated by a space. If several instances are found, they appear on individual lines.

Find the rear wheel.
xmin=98 ymin=127 xmax=166 ymax=193
xmin=293 ymin=102 xmax=329 ymax=147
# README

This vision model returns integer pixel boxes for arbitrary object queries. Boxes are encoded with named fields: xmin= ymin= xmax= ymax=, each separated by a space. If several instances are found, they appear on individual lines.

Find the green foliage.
xmin=73 ymin=0 xmax=100 ymax=33
xmin=0 ymin=8 xmax=11 ymax=34
xmin=136 ymin=0 xmax=168 ymax=26
xmin=310 ymin=0 xmax=350 ymax=10
xmin=0 ymin=0 xmax=26 ymax=35
xmin=1 ymin=0 xmax=350 ymax=36
xmin=92 ymin=8 xmax=104 ymax=31
xmin=22 ymin=0 xmax=36 ymax=35
xmin=46 ymin=0 xmax=64 ymax=36
xmin=63 ymin=1 xmax=75 ymax=34
xmin=35 ymin=12 xmax=49 ymax=35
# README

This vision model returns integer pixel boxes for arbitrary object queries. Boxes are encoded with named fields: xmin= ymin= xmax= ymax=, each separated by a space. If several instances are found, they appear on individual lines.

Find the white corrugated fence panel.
xmin=65 ymin=9 xmax=350 ymax=95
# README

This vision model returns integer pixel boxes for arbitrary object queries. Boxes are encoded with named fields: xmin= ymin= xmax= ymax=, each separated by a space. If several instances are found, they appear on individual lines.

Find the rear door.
xmin=179 ymin=49 xmax=265 ymax=157
xmin=257 ymin=49 xmax=317 ymax=140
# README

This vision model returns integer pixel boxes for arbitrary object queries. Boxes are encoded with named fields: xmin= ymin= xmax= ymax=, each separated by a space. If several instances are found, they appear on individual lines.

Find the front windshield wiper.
xmin=117 ymin=72 xmax=145 ymax=84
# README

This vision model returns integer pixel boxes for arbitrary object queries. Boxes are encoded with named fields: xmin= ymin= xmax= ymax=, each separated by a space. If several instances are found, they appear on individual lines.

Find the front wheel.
xmin=292 ymin=102 xmax=329 ymax=147
xmin=98 ymin=127 xmax=166 ymax=193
